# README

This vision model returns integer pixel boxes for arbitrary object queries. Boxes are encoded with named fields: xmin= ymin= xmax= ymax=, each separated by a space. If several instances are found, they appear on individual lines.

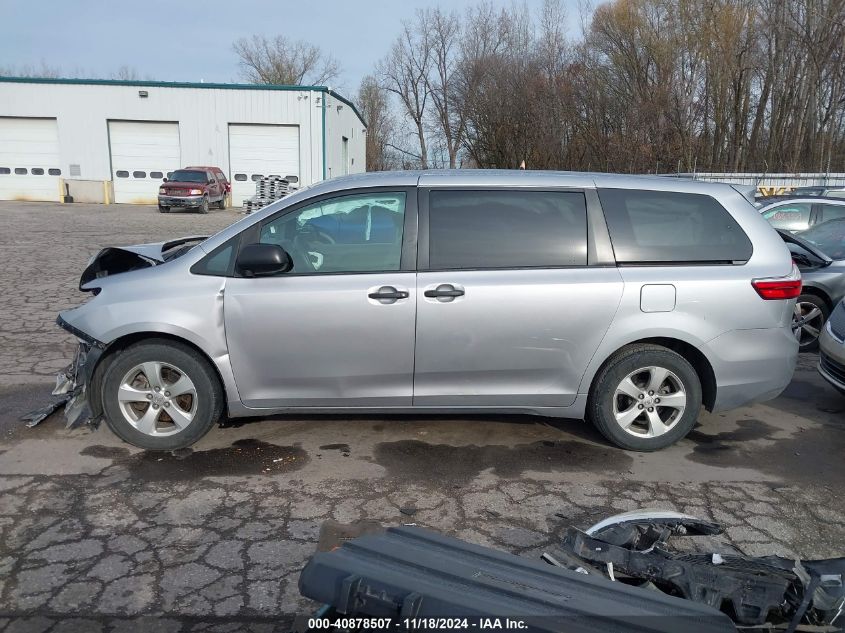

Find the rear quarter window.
xmin=597 ymin=189 xmax=753 ymax=264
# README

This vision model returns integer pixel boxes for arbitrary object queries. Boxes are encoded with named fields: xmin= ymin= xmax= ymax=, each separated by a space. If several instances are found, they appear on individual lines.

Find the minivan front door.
xmin=224 ymin=189 xmax=417 ymax=408
xmin=413 ymin=188 xmax=623 ymax=408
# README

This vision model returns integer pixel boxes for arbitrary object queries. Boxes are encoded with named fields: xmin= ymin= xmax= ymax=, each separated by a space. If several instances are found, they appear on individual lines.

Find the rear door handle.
xmin=368 ymin=286 xmax=410 ymax=301
xmin=424 ymin=284 xmax=465 ymax=299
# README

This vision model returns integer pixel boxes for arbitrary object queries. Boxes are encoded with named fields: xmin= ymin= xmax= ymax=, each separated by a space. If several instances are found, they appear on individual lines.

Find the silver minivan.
xmin=56 ymin=171 xmax=800 ymax=452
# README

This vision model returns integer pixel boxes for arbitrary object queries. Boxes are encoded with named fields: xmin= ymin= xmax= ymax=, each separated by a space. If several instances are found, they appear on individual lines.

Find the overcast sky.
xmin=1 ymin=0 xmax=585 ymax=99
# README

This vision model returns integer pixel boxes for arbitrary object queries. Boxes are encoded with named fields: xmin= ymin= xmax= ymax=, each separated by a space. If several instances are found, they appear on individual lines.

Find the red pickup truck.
xmin=158 ymin=166 xmax=230 ymax=213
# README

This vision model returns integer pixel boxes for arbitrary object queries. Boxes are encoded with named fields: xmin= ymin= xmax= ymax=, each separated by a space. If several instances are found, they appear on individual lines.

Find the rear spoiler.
xmin=731 ymin=184 xmax=757 ymax=204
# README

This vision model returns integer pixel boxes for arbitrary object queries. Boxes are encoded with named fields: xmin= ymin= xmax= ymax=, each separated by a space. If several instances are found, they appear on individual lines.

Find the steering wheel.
xmin=294 ymin=224 xmax=338 ymax=270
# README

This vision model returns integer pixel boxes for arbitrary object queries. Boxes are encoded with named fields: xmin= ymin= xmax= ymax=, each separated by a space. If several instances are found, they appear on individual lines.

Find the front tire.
xmin=793 ymin=294 xmax=829 ymax=352
xmin=199 ymin=196 xmax=209 ymax=214
xmin=587 ymin=344 xmax=702 ymax=451
xmin=100 ymin=339 xmax=223 ymax=450
xmin=158 ymin=205 xmax=170 ymax=213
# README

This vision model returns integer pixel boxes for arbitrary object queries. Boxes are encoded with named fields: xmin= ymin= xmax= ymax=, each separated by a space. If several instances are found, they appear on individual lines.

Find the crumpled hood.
xmin=79 ymin=235 xmax=208 ymax=289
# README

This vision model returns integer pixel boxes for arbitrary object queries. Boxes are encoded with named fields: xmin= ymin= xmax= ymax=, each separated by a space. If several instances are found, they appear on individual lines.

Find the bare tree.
xmin=233 ymin=35 xmax=341 ymax=85
xmin=358 ymin=75 xmax=396 ymax=171
xmin=0 ymin=61 xmax=62 ymax=78
xmin=375 ymin=0 xmax=845 ymax=174
xmin=378 ymin=19 xmax=434 ymax=168
xmin=110 ymin=65 xmax=143 ymax=80
xmin=422 ymin=8 xmax=464 ymax=168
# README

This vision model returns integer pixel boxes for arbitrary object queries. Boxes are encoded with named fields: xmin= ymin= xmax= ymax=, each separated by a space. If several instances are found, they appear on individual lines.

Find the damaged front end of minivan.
xmin=21 ymin=318 xmax=107 ymax=429
xmin=51 ymin=319 xmax=107 ymax=428
xmin=22 ymin=236 xmax=208 ymax=430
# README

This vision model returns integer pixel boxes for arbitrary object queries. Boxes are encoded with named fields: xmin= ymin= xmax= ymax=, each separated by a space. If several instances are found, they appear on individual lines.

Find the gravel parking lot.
xmin=0 ymin=201 xmax=844 ymax=631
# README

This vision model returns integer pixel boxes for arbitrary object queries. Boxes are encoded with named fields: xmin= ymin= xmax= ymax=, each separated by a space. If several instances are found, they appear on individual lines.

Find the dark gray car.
xmin=780 ymin=220 xmax=845 ymax=351
xmin=759 ymin=197 xmax=845 ymax=233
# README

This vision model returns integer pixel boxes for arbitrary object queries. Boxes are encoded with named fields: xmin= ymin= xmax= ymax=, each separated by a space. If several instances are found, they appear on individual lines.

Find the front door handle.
xmin=368 ymin=286 xmax=410 ymax=302
xmin=424 ymin=284 xmax=465 ymax=299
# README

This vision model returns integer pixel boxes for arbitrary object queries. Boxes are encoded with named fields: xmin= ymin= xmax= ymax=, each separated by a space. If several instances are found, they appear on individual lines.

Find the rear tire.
xmin=100 ymin=339 xmax=223 ymax=450
xmin=587 ymin=344 xmax=702 ymax=451
xmin=216 ymin=195 xmax=226 ymax=210
xmin=793 ymin=294 xmax=829 ymax=352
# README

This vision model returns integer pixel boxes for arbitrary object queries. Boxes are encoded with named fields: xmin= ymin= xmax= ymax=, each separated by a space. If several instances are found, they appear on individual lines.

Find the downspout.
xmin=321 ymin=89 xmax=327 ymax=181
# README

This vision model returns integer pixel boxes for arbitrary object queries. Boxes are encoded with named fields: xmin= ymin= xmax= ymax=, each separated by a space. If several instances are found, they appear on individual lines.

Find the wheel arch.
xmin=798 ymin=285 xmax=833 ymax=310
xmin=90 ymin=331 xmax=234 ymax=418
xmin=586 ymin=337 xmax=717 ymax=412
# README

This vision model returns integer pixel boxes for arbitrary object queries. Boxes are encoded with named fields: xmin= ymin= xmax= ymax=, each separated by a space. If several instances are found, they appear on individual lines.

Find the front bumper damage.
xmin=21 ymin=316 xmax=105 ymax=429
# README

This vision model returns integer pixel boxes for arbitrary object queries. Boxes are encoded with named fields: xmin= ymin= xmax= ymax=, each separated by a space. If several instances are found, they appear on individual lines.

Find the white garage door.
xmin=0 ymin=117 xmax=62 ymax=202
xmin=109 ymin=121 xmax=180 ymax=204
xmin=229 ymin=124 xmax=299 ymax=207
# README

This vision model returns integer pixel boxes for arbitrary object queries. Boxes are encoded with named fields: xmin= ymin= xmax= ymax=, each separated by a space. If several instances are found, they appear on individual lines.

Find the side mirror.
xmin=236 ymin=243 xmax=293 ymax=277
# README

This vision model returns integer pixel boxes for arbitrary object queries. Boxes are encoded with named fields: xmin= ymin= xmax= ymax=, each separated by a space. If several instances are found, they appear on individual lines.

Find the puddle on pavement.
xmin=80 ymin=438 xmax=308 ymax=481
xmin=372 ymin=439 xmax=633 ymax=482
xmin=687 ymin=418 xmax=776 ymax=453
xmin=683 ymin=418 xmax=845 ymax=485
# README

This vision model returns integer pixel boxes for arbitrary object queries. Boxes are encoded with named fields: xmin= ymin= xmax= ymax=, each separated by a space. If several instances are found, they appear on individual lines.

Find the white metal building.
xmin=0 ymin=77 xmax=366 ymax=205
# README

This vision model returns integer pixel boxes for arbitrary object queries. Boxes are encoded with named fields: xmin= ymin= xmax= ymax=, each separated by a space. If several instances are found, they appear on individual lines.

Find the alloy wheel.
xmin=792 ymin=301 xmax=825 ymax=347
xmin=612 ymin=366 xmax=687 ymax=438
xmin=117 ymin=361 xmax=198 ymax=436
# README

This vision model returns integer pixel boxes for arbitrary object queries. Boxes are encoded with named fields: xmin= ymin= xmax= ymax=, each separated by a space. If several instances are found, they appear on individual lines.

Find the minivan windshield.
xmin=168 ymin=170 xmax=207 ymax=183
xmin=799 ymin=218 xmax=845 ymax=259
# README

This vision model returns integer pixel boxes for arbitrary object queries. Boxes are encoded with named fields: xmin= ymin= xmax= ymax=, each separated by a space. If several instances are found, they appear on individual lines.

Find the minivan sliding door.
xmin=413 ymin=188 xmax=623 ymax=408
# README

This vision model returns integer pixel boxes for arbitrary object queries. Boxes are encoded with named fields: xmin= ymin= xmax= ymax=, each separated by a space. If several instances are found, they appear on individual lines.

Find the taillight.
xmin=752 ymin=278 xmax=802 ymax=300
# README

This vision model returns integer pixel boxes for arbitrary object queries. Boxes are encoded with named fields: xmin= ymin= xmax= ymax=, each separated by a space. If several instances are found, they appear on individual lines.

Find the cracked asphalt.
xmin=0 ymin=201 xmax=844 ymax=632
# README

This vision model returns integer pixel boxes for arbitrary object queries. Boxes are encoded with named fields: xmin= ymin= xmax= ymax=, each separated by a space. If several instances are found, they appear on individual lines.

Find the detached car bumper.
xmin=158 ymin=195 xmax=203 ymax=207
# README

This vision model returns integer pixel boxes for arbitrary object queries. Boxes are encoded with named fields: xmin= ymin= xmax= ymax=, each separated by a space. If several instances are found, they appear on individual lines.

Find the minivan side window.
xmin=427 ymin=190 xmax=588 ymax=269
xmin=258 ymin=192 xmax=407 ymax=274
xmin=597 ymin=189 xmax=753 ymax=264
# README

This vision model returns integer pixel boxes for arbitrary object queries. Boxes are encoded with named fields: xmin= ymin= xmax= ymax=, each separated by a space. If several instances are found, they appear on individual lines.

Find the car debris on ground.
xmin=551 ymin=510 xmax=844 ymax=632
xmin=295 ymin=513 xmax=844 ymax=633
xmin=296 ymin=524 xmax=737 ymax=633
